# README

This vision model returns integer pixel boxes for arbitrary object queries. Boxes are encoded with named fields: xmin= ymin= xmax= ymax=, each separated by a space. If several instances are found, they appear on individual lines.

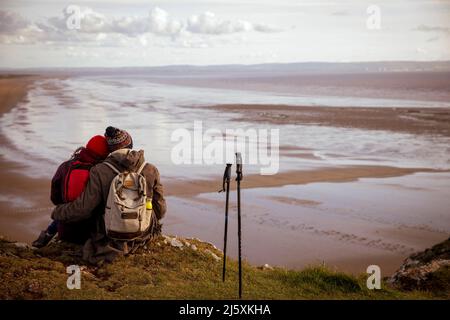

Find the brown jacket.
xmin=51 ymin=149 xmax=166 ymax=263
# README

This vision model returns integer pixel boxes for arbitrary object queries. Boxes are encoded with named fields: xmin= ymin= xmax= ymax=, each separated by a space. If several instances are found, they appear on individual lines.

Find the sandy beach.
xmin=164 ymin=165 xmax=447 ymax=197
xmin=0 ymin=75 xmax=52 ymax=239
xmin=0 ymin=73 xmax=449 ymax=276
xmin=0 ymin=75 xmax=39 ymax=113
xmin=207 ymin=104 xmax=450 ymax=136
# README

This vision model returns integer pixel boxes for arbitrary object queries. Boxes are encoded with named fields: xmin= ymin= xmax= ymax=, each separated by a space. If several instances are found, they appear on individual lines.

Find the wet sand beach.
xmin=0 ymin=74 xmax=39 ymax=114
xmin=164 ymin=166 xmax=447 ymax=198
xmin=0 ymin=75 xmax=52 ymax=239
xmin=0 ymin=73 xmax=449 ymax=275
xmin=208 ymin=104 xmax=450 ymax=136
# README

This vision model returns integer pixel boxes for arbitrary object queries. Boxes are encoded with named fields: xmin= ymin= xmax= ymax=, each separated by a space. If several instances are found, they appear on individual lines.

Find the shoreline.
xmin=0 ymin=74 xmax=39 ymax=114
xmin=0 ymin=75 xmax=53 ymax=243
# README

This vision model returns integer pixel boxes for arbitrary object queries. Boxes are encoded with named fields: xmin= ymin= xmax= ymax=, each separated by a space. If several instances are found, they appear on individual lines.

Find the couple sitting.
xmin=33 ymin=126 xmax=166 ymax=264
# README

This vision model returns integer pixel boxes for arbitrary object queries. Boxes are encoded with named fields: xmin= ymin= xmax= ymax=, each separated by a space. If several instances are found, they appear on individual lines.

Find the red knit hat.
xmin=86 ymin=135 xmax=109 ymax=159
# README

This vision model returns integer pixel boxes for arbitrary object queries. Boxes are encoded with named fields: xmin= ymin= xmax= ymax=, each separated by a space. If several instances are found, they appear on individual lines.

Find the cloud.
xmin=416 ymin=47 xmax=427 ymax=55
xmin=253 ymin=23 xmax=282 ymax=33
xmin=186 ymin=12 xmax=281 ymax=35
xmin=186 ymin=12 xmax=252 ymax=34
xmin=0 ymin=11 xmax=29 ymax=33
xmin=414 ymin=24 xmax=450 ymax=35
xmin=0 ymin=7 xmax=282 ymax=46
xmin=147 ymin=7 xmax=183 ymax=36
xmin=0 ymin=10 xmax=30 ymax=34
xmin=0 ymin=10 xmax=55 ymax=45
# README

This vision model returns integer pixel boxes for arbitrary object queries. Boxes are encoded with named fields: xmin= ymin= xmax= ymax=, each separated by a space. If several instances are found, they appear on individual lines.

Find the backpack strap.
xmin=104 ymin=161 xmax=128 ymax=199
xmin=104 ymin=161 xmax=121 ymax=175
xmin=136 ymin=161 xmax=146 ymax=175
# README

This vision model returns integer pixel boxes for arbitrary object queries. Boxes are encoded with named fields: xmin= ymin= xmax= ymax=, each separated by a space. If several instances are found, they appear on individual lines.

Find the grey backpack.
xmin=104 ymin=161 xmax=152 ymax=240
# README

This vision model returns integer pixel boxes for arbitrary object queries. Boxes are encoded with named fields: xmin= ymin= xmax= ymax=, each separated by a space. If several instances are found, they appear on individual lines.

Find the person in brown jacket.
xmin=51 ymin=126 xmax=167 ymax=264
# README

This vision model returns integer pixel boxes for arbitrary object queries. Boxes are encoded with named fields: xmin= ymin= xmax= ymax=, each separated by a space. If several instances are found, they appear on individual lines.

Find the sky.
xmin=0 ymin=0 xmax=449 ymax=68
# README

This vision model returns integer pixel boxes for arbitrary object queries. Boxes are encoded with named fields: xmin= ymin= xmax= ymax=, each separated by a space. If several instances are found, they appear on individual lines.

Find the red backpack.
xmin=55 ymin=153 xmax=97 ymax=244
xmin=63 ymin=159 xmax=93 ymax=202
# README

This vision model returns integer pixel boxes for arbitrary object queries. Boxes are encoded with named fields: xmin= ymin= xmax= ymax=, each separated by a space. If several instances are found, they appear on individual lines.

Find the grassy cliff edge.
xmin=0 ymin=235 xmax=446 ymax=300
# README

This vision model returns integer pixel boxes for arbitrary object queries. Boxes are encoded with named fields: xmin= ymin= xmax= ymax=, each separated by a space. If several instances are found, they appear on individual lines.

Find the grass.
xmin=0 ymin=236 xmax=446 ymax=300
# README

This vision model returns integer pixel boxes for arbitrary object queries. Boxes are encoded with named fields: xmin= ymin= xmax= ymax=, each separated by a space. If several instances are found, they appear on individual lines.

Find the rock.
xmin=14 ymin=242 xmax=32 ymax=249
xmin=389 ymin=237 xmax=450 ymax=292
xmin=263 ymin=264 xmax=274 ymax=270
xmin=209 ymin=243 xmax=220 ymax=252
xmin=161 ymin=235 xmax=184 ymax=249
xmin=183 ymin=240 xmax=197 ymax=251
xmin=205 ymin=249 xmax=221 ymax=262
xmin=170 ymin=238 xmax=184 ymax=248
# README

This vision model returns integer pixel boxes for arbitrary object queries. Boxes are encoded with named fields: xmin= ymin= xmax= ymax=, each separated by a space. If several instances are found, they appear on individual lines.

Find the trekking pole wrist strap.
xmin=219 ymin=163 xmax=232 ymax=192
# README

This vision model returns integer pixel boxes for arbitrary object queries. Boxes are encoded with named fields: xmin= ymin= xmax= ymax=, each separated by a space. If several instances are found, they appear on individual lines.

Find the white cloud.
xmin=46 ymin=7 xmax=109 ymax=34
xmin=147 ymin=7 xmax=183 ymax=36
xmin=186 ymin=12 xmax=253 ymax=34
xmin=186 ymin=12 xmax=281 ymax=35
xmin=253 ymin=23 xmax=282 ymax=33
xmin=0 ymin=10 xmax=29 ymax=33
xmin=0 ymin=6 xmax=282 ymax=47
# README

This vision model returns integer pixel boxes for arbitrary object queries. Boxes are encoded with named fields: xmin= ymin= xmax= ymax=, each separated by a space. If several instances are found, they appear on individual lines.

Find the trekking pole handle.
xmin=235 ymin=152 xmax=243 ymax=181
xmin=219 ymin=163 xmax=232 ymax=193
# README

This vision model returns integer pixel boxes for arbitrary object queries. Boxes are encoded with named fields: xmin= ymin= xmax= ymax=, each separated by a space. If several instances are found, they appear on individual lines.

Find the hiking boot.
xmin=32 ymin=231 xmax=55 ymax=248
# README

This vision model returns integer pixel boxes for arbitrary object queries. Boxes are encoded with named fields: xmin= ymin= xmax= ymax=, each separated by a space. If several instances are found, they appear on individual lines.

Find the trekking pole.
xmin=219 ymin=163 xmax=232 ymax=282
xmin=235 ymin=152 xmax=243 ymax=299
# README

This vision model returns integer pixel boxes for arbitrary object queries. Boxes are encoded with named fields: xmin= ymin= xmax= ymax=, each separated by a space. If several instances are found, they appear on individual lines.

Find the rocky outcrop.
xmin=389 ymin=237 xmax=450 ymax=293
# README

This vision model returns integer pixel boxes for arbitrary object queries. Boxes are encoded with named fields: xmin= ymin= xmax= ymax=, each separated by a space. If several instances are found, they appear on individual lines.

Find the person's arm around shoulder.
xmin=51 ymin=165 xmax=104 ymax=223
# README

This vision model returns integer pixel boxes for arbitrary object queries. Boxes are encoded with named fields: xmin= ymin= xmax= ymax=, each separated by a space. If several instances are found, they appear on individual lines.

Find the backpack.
xmin=103 ymin=161 xmax=153 ymax=240
xmin=63 ymin=160 xmax=92 ymax=202
xmin=57 ymin=159 xmax=94 ymax=243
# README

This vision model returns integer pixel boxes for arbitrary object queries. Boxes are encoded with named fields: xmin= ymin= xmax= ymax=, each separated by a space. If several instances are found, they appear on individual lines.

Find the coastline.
xmin=0 ymin=74 xmax=39 ymax=114
xmin=0 ymin=75 xmax=52 ymax=242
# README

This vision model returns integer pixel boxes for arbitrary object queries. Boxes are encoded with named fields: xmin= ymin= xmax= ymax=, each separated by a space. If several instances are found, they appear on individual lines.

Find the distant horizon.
xmin=2 ymin=60 xmax=450 ymax=72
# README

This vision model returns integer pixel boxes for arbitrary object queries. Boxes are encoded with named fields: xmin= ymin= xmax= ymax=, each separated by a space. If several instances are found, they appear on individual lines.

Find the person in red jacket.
xmin=32 ymin=135 xmax=109 ymax=248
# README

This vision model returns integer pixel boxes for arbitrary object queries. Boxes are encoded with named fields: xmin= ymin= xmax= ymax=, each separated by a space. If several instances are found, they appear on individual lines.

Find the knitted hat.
xmin=85 ymin=135 xmax=109 ymax=159
xmin=104 ymin=126 xmax=133 ymax=152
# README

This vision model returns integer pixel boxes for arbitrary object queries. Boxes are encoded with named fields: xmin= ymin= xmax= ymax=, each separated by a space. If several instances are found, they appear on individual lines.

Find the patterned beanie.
xmin=104 ymin=126 xmax=133 ymax=152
